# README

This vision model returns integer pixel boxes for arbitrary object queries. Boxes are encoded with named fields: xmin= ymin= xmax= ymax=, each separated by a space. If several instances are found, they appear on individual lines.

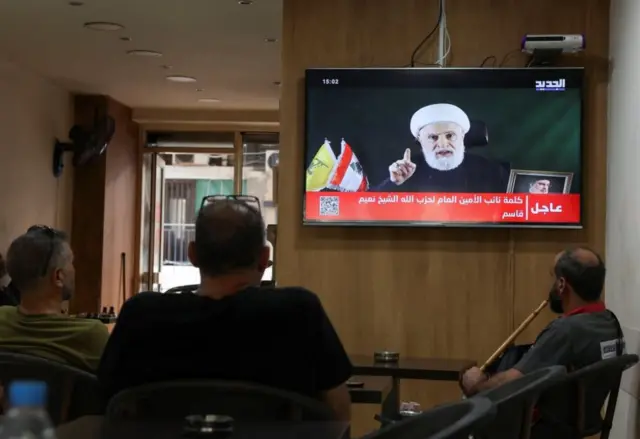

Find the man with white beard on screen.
xmin=529 ymin=178 xmax=551 ymax=194
xmin=372 ymin=103 xmax=509 ymax=193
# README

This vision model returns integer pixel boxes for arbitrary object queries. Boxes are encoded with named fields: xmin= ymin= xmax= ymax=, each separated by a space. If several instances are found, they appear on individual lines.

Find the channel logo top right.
xmin=535 ymin=79 xmax=566 ymax=92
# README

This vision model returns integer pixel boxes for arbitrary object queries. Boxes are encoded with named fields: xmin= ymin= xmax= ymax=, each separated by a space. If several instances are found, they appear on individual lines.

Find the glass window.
xmin=241 ymin=133 xmax=279 ymax=283
xmin=195 ymin=179 xmax=248 ymax=214
xmin=241 ymin=132 xmax=279 ymax=226
xmin=159 ymin=152 xmax=235 ymax=291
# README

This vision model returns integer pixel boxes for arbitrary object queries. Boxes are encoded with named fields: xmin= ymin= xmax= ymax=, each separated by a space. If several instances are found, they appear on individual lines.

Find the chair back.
xmin=0 ymin=351 xmax=105 ymax=425
xmin=165 ymin=283 xmax=275 ymax=293
xmin=364 ymin=397 xmax=495 ymax=439
xmin=163 ymin=284 xmax=197 ymax=294
xmin=535 ymin=353 xmax=639 ymax=439
xmin=106 ymin=380 xmax=335 ymax=422
xmin=474 ymin=365 xmax=566 ymax=439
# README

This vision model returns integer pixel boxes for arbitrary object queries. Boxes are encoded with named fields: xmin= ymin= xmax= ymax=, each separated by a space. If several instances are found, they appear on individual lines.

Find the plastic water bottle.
xmin=0 ymin=381 xmax=55 ymax=439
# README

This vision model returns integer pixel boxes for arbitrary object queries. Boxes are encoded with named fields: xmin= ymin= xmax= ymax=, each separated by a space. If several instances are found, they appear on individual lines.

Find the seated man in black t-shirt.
xmin=98 ymin=199 xmax=353 ymax=420
xmin=460 ymin=248 xmax=622 ymax=438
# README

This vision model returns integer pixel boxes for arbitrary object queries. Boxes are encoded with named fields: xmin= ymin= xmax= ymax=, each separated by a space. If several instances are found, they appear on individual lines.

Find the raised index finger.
xmin=403 ymin=148 xmax=411 ymax=162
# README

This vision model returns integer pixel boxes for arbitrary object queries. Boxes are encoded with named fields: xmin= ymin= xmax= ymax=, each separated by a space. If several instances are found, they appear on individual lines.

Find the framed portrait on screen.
xmin=507 ymin=170 xmax=574 ymax=195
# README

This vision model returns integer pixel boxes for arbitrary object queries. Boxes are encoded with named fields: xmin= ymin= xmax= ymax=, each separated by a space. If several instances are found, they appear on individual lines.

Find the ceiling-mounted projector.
xmin=521 ymin=34 xmax=585 ymax=54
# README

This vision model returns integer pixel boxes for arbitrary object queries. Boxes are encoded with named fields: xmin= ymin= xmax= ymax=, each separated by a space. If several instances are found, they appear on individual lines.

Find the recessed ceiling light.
xmin=120 ymin=36 xmax=132 ymax=42
xmin=264 ymin=38 xmax=278 ymax=43
xmin=84 ymin=22 xmax=125 ymax=31
xmin=127 ymin=50 xmax=163 ymax=57
xmin=166 ymin=75 xmax=197 ymax=83
xmin=198 ymin=98 xmax=221 ymax=103
xmin=238 ymin=0 xmax=253 ymax=4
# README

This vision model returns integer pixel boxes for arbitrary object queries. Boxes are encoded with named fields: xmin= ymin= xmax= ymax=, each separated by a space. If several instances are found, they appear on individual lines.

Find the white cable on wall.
xmin=436 ymin=26 xmax=451 ymax=66
xmin=436 ymin=0 xmax=447 ymax=64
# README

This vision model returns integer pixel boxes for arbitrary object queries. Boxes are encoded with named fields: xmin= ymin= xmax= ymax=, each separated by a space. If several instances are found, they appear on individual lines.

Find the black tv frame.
xmin=302 ymin=67 xmax=585 ymax=229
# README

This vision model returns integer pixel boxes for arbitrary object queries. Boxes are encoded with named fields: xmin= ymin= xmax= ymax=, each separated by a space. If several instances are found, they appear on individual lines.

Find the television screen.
xmin=303 ymin=68 xmax=584 ymax=228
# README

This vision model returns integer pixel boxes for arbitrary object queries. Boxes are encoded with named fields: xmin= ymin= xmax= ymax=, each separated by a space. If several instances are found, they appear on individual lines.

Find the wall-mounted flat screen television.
xmin=303 ymin=67 xmax=584 ymax=228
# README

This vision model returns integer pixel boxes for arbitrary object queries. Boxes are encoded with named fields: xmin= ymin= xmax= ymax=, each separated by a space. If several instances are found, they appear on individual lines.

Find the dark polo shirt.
xmin=514 ymin=302 xmax=623 ymax=438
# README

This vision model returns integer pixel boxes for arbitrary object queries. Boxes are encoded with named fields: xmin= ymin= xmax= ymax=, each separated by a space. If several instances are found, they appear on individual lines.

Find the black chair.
xmin=533 ymin=354 xmax=639 ymax=439
xmin=473 ymin=365 xmax=566 ymax=439
xmin=106 ymin=380 xmax=335 ymax=422
xmin=364 ymin=397 xmax=495 ymax=439
xmin=0 ymin=351 xmax=105 ymax=425
xmin=163 ymin=284 xmax=197 ymax=294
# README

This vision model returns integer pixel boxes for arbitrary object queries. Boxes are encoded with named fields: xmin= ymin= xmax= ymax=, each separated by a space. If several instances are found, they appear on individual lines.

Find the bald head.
xmin=190 ymin=199 xmax=268 ymax=277
xmin=553 ymin=247 xmax=605 ymax=302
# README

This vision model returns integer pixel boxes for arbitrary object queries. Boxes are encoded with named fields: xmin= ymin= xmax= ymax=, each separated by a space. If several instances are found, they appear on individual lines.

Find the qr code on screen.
xmin=319 ymin=196 xmax=340 ymax=216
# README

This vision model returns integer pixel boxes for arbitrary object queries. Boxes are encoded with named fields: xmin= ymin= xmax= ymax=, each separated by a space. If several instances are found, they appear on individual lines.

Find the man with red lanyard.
xmin=460 ymin=247 xmax=623 ymax=438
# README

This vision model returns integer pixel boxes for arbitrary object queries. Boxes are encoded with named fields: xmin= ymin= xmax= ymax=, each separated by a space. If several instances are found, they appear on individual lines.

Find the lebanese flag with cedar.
xmin=328 ymin=140 xmax=369 ymax=192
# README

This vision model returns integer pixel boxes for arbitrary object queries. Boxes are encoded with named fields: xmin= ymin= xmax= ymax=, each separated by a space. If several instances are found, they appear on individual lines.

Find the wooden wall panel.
xmin=101 ymin=98 xmax=138 ymax=312
xmin=70 ymin=95 xmax=107 ymax=313
xmin=70 ymin=95 xmax=139 ymax=314
xmin=279 ymin=0 xmax=609 ymax=430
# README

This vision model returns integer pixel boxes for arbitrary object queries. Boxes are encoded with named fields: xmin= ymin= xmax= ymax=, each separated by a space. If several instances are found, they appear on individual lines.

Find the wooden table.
xmin=348 ymin=375 xmax=392 ymax=405
xmin=349 ymin=354 xmax=476 ymax=423
xmin=350 ymin=355 xmax=475 ymax=381
xmin=56 ymin=416 xmax=349 ymax=439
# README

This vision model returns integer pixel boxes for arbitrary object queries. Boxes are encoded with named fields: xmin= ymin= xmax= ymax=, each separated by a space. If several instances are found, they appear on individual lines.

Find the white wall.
xmin=606 ymin=1 xmax=640 ymax=437
xmin=0 ymin=58 xmax=74 ymax=253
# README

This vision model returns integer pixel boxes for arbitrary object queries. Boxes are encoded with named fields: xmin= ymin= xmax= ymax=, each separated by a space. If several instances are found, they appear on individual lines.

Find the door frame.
xmin=132 ymin=125 xmax=278 ymax=294
xmin=148 ymin=153 xmax=166 ymax=291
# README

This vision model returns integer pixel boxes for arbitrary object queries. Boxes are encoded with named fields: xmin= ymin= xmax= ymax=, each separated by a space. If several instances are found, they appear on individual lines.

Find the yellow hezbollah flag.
xmin=306 ymin=139 xmax=337 ymax=191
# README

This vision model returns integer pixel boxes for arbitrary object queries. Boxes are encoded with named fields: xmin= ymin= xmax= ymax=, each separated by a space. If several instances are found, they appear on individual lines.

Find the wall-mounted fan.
xmin=267 ymin=151 xmax=279 ymax=168
xmin=52 ymin=111 xmax=116 ymax=177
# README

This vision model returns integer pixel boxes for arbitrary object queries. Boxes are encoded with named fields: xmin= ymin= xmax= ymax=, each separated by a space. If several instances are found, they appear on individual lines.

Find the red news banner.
xmin=305 ymin=192 xmax=581 ymax=224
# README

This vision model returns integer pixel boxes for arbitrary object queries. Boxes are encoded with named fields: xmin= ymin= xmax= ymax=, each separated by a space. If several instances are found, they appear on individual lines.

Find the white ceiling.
xmin=0 ymin=0 xmax=282 ymax=110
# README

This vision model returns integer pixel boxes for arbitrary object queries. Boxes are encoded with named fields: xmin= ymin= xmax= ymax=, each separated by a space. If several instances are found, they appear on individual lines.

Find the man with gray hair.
xmin=0 ymin=226 xmax=109 ymax=372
